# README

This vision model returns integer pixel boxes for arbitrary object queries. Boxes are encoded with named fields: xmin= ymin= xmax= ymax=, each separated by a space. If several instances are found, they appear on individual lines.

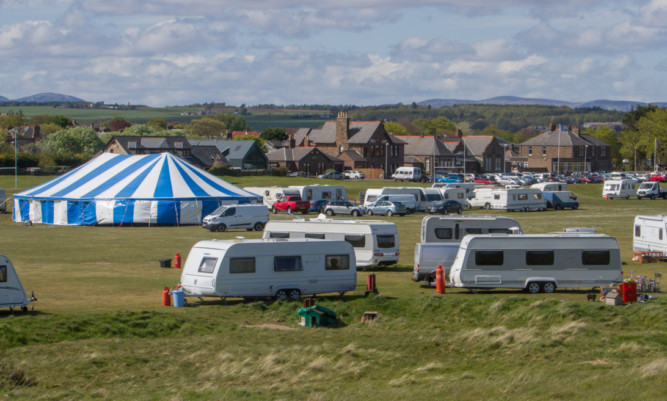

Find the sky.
xmin=1 ymin=0 xmax=666 ymax=107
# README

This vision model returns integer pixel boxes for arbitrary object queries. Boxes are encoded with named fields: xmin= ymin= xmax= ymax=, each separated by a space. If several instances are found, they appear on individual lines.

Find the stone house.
xmin=266 ymin=146 xmax=344 ymax=176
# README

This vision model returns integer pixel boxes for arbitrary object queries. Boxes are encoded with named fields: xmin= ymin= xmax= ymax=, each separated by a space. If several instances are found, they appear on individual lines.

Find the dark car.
xmin=308 ymin=199 xmax=329 ymax=213
xmin=287 ymin=171 xmax=307 ymax=177
xmin=317 ymin=171 xmax=343 ymax=180
xmin=428 ymin=200 xmax=463 ymax=215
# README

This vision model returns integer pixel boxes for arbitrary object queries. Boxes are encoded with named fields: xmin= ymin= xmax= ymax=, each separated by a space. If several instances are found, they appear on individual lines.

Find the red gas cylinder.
xmin=174 ymin=253 xmax=181 ymax=269
xmin=162 ymin=287 xmax=171 ymax=306
xmin=436 ymin=265 xmax=446 ymax=294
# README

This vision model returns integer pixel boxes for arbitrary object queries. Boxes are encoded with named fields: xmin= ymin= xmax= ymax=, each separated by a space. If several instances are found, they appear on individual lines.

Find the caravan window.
xmin=426 ymin=194 xmax=441 ymax=201
xmin=489 ymin=228 xmax=511 ymax=234
xmin=0 ymin=265 xmax=6 ymax=282
xmin=494 ymin=194 xmax=500 ymax=200
xmin=326 ymin=255 xmax=350 ymax=270
xmin=582 ymin=251 xmax=610 ymax=265
xmin=526 ymin=251 xmax=554 ymax=266
xmin=269 ymin=232 xmax=289 ymax=239
xmin=345 ymin=234 xmax=366 ymax=248
xmin=475 ymin=251 xmax=504 ymax=266
xmin=230 ymin=257 xmax=256 ymax=274
xmin=274 ymin=256 xmax=303 ymax=272
xmin=305 ymin=233 xmax=326 ymax=239
xmin=533 ymin=193 xmax=542 ymax=200
xmin=660 ymin=229 xmax=663 ymax=241
xmin=635 ymin=225 xmax=641 ymax=237
xmin=198 ymin=257 xmax=218 ymax=273
xmin=434 ymin=228 xmax=454 ymax=240
xmin=465 ymin=228 xmax=483 ymax=235
xmin=376 ymin=234 xmax=395 ymax=249
xmin=518 ymin=193 xmax=528 ymax=201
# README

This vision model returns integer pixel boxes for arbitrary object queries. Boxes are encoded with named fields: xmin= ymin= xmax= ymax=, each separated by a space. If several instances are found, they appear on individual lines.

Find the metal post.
xmin=14 ymin=130 xmax=18 ymax=189
xmin=462 ymin=138 xmax=466 ymax=175
xmin=634 ymin=146 xmax=637 ymax=172
xmin=385 ymin=142 xmax=389 ymax=179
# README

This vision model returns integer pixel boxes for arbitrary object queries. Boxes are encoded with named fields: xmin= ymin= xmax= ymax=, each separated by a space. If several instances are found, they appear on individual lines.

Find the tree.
xmin=584 ymin=126 xmax=621 ymax=166
xmin=213 ymin=113 xmax=249 ymax=131
xmin=623 ymin=104 xmax=658 ymax=131
xmin=39 ymin=123 xmax=63 ymax=135
xmin=122 ymin=124 xmax=174 ymax=136
xmin=260 ymin=127 xmax=288 ymax=141
xmin=147 ymin=118 xmax=168 ymax=130
xmin=635 ymin=108 xmax=667 ymax=168
xmin=38 ymin=127 xmax=104 ymax=155
xmin=0 ymin=111 xmax=25 ymax=128
xmin=384 ymin=121 xmax=407 ymax=135
xmin=413 ymin=116 xmax=456 ymax=136
xmin=187 ymin=117 xmax=226 ymax=138
xmin=108 ymin=117 xmax=132 ymax=132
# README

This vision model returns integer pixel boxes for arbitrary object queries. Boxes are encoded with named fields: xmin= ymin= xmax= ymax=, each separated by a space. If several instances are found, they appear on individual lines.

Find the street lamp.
xmin=385 ymin=142 xmax=389 ymax=180
xmin=634 ymin=146 xmax=637 ymax=172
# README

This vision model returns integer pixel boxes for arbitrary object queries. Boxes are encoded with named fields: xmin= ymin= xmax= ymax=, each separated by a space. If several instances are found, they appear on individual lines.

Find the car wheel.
xmin=542 ymin=282 xmax=556 ymax=293
xmin=572 ymin=204 xmax=579 ymax=210
xmin=275 ymin=290 xmax=287 ymax=301
xmin=457 ymin=208 xmax=463 ymax=214
xmin=326 ymin=209 xmax=334 ymax=216
xmin=272 ymin=206 xmax=277 ymax=214
xmin=526 ymin=282 xmax=541 ymax=294
xmin=288 ymin=289 xmax=301 ymax=301
xmin=254 ymin=222 xmax=264 ymax=231
xmin=286 ymin=206 xmax=292 ymax=213
xmin=216 ymin=224 xmax=227 ymax=232
xmin=484 ymin=203 xmax=491 ymax=210
xmin=352 ymin=210 xmax=360 ymax=217
xmin=651 ymin=195 xmax=656 ymax=200
xmin=367 ymin=210 xmax=374 ymax=216
xmin=387 ymin=210 xmax=393 ymax=217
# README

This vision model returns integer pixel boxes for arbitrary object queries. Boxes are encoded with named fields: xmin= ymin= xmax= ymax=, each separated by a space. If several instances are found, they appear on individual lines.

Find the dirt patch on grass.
xmin=242 ymin=323 xmax=296 ymax=331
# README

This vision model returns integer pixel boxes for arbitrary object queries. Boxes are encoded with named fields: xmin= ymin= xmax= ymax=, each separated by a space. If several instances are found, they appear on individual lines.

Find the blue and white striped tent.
xmin=13 ymin=152 xmax=262 ymax=226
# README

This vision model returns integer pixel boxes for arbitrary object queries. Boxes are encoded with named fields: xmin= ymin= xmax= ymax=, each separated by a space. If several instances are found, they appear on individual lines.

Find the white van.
xmin=202 ymin=204 xmax=269 ymax=232
xmin=603 ymin=179 xmax=636 ymax=199
xmin=263 ymin=218 xmax=399 ymax=267
xmin=449 ymin=233 xmax=623 ymax=293
xmin=363 ymin=187 xmax=433 ymax=212
xmin=1 ymin=254 xmax=34 ymax=311
xmin=363 ymin=189 xmax=418 ymax=213
xmin=179 ymin=239 xmax=357 ymax=300
xmin=633 ymin=214 xmax=667 ymax=254
xmin=391 ymin=167 xmax=423 ymax=182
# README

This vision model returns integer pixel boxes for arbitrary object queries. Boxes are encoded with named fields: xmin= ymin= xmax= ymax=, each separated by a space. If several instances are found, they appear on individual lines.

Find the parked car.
xmin=317 ymin=171 xmax=343 ymax=180
xmin=287 ymin=171 xmax=307 ymax=177
xmin=475 ymin=175 xmax=496 ymax=185
xmin=366 ymin=200 xmax=407 ymax=217
xmin=308 ymin=199 xmax=329 ymax=213
xmin=438 ymin=174 xmax=464 ymax=183
xmin=428 ymin=200 xmax=464 ymax=215
xmin=343 ymin=170 xmax=365 ymax=179
xmin=323 ymin=200 xmax=366 ymax=217
xmin=650 ymin=173 xmax=665 ymax=182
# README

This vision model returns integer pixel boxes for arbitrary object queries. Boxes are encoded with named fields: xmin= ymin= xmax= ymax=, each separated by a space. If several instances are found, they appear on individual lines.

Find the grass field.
xmin=1 ymin=176 xmax=666 ymax=400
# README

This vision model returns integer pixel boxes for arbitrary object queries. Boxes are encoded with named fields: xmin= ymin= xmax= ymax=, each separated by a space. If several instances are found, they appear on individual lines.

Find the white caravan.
xmin=1 ymin=254 xmax=33 ymax=310
xmin=413 ymin=216 xmax=523 ymax=282
xmin=437 ymin=187 xmax=468 ymax=206
xmin=363 ymin=189 xmax=418 ymax=212
xmin=449 ymin=233 xmax=623 ymax=293
xmin=602 ymin=179 xmax=636 ymax=199
xmin=633 ymin=215 xmax=667 ymax=254
xmin=263 ymin=218 xmax=399 ymax=267
xmin=469 ymin=187 xmax=547 ymax=211
xmin=531 ymin=182 xmax=568 ymax=192
xmin=363 ymin=187 xmax=436 ymax=212
xmin=243 ymin=186 xmax=299 ymax=207
xmin=179 ymin=239 xmax=357 ymax=300
xmin=432 ymin=183 xmax=477 ymax=199
xmin=391 ymin=166 xmax=423 ymax=181
xmin=288 ymin=185 xmax=348 ymax=203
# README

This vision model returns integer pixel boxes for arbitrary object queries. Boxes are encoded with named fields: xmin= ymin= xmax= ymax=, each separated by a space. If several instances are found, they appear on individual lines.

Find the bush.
xmin=209 ymin=166 xmax=239 ymax=176
xmin=271 ymin=167 xmax=288 ymax=176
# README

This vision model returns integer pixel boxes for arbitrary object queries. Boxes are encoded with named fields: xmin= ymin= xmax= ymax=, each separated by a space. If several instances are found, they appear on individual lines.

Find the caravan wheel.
xmin=484 ymin=203 xmax=491 ymax=210
xmin=526 ymin=282 xmax=541 ymax=294
xmin=542 ymin=282 xmax=556 ymax=293
xmin=275 ymin=290 xmax=287 ymax=301
xmin=288 ymin=289 xmax=301 ymax=301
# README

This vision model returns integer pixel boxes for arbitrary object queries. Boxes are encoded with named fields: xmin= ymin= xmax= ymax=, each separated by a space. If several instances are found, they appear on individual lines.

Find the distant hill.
xmin=0 ymin=95 xmax=8 ymax=102
xmin=419 ymin=96 xmax=667 ymax=112
xmin=7 ymin=92 xmax=86 ymax=103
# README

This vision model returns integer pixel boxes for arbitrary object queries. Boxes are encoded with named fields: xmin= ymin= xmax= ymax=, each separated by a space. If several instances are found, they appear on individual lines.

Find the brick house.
xmin=266 ymin=146 xmax=344 ymax=176
xmin=441 ymin=133 xmax=505 ymax=174
xmin=290 ymin=112 xmax=406 ymax=176
xmin=400 ymin=135 xmax=457 ymax=175
xmin=519 ymin=123 xmax=612 ymax=173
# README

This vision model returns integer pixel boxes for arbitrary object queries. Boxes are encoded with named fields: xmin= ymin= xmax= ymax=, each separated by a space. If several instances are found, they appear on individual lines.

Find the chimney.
xmin=573 ymin=126 xmax=580 ymax=136
xmin=336 ymin=112 xmax=349 ymax=151
xmin=457 ymin=128 xmax=462 ymax=138
xmin=549 ymin=121 xmax=556 ymax=132
xmin=289 ymin=134 xmax=296 ymax=149
xmin=226 ymin=130 xmax=232 ymax=139
xmin=305 ymin=134 xmax=310 ymax=147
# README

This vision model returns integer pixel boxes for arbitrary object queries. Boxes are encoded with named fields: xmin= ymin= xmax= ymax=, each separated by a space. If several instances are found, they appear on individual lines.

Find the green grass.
xmin=1 ymin=176 xmax=666 ymax=400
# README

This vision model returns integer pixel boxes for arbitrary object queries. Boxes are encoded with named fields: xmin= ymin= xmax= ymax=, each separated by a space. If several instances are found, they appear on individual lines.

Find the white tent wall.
xmin=95 ymin=201 xmax=116 ymax=225
xmin=54 ymin=201 xmax=69 ymax=225
xmin=180 ymin=200 xmax=203 ymax=225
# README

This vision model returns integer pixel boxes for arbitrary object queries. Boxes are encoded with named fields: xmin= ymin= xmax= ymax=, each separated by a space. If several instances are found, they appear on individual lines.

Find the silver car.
xmin=323 ymin=200 xmax=365 ymax=217
xmin=366 ymin=200 xmax=407 ymax=217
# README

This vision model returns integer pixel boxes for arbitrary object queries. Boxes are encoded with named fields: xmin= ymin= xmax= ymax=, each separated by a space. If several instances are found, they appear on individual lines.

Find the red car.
xmin=475 ymin=176 xmax=496 ymax=185
xmin=650 ymin=174 xmax=666 ymax=182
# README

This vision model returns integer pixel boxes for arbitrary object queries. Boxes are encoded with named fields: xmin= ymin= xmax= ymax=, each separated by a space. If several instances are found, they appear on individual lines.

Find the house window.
xmin=198 ymin=257 xmax=218 ymax=273
xmin=602 ymin=147 xmax=606 ymax=156
xmin=325 ymin=255 xmax=350 ymax=270
xmin=230 ymin=257 xmax=256 ymax=274
xmin=274 ymin=256 xmax=303 ymax=272
xmin=425 ymin=158 xmax=431 ymax=172
xmin=542 ymin=146 xmax=546 ymax=156
xmin=528 ymin=146 xmax=532 ymax=156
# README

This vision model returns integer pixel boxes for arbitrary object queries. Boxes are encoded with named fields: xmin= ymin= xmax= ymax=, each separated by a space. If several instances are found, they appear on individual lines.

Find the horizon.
xmin=1 ymin=1 xmax=666 ymax=107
